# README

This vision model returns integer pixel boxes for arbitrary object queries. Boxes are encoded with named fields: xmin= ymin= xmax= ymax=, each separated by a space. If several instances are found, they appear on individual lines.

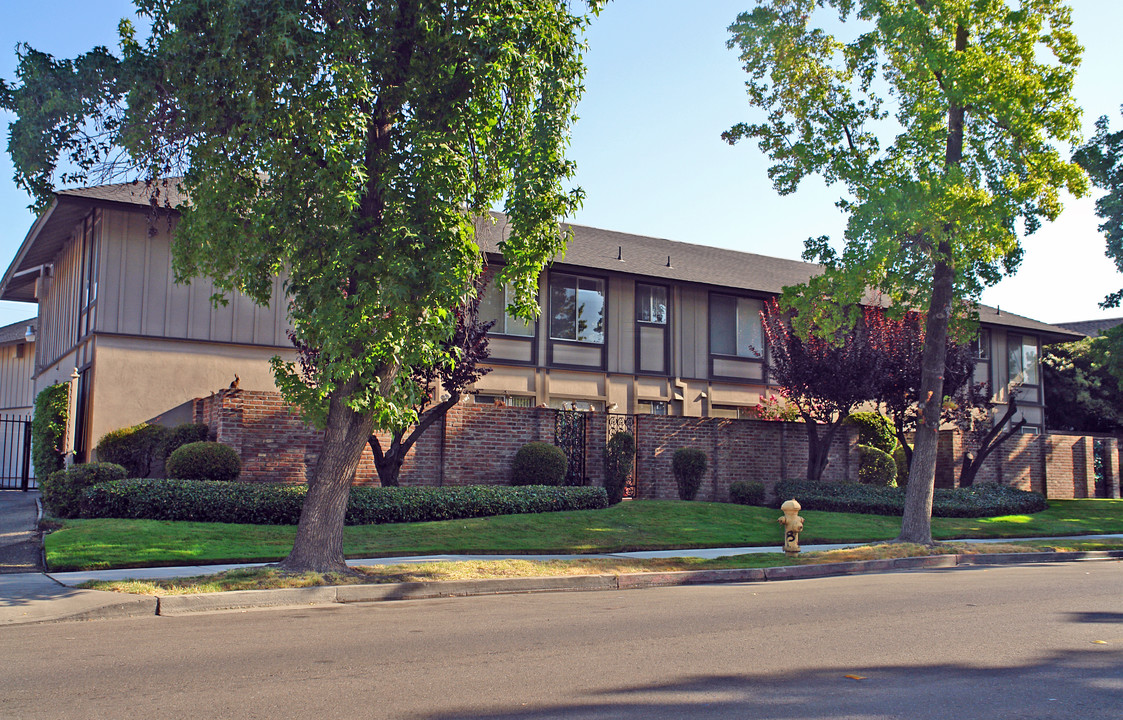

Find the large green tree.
xmin=725 ymin=0 xmax=1086 ymax=542
xmin=1073 ymin=108 xmax=1123 ymax=309
xmin=1 ymin=0 xmax=603 ymax=572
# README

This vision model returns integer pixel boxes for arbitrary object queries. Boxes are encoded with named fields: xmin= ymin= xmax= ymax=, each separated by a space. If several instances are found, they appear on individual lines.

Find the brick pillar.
xmin=1105 ymin=438 xmax=1121 ymax=499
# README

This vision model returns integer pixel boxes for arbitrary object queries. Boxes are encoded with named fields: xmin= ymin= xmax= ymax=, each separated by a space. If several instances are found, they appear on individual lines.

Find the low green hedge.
xmin=772 ymin=479 xmax=1047 ymax=518
xmin=729 ymin=480 xmax=766 ymax=506
xmin=80 ymin=479 xmax=608 ymax=525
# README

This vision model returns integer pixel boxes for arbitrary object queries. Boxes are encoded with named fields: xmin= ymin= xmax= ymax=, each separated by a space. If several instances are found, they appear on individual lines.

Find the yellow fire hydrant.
xmin=778 ymin=499 xmax=804 ymax=554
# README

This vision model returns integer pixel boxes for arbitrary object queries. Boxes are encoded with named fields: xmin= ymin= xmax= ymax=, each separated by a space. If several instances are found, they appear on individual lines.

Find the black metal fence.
xmin=0 ymin=414 xmax=34 ymax=491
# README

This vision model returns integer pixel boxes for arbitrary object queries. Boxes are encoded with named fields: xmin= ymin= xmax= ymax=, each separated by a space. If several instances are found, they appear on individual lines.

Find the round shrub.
xmin=511 ymin=442 xmax=567 ymax=486
xmin=604 ymin=432 xmax=636 ymax=504
xmin=893 ymin=444 xmax=911 ymax=488
xmin=729 ymin=480 xmax=766 ymax=506
xmin=845 ymin=412 xmax=896 ymax=454
xmin=672 ymin=447 xmax=708 ymax=501
xmin=858 ymin=444 xmax=898 ymax=486
xmin=165 ymin=441 xmax=241 ymax=481
xmin=160 ymin=422 xmax=211 ymax=464
xmin=39 ymin=462 xmax=127 ymax=518
xmin=96 ymin=423 xmax=167 ymax=478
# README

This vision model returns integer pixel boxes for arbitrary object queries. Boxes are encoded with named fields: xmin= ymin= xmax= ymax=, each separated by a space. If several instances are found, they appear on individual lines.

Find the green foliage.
xmin=95 ymin=423 xmax=167 ymax=478
xmin=81 ymin=480 xmax=608 ymax=525
xmin=857 ymin=444 xmax=898 ymax=487
xmin=725 ymin=0 xmax=1085 ymax=541
xmin=1 ymin=0 xmax=606 ymax=569
xmin=603 ymin=431 xmax=636 ymax=505
xmin=165 ymin=442 xmax=241 ymax=482
xmin=729 ymin=480 xmax=767 ymax=506
xmin=672 ymin=448 xmax=708 ymax=501
xmin=160 ymin=423 xmax=211 ymax=462
xmin=893 ymin=444 xmax=911 ymax=488
xmin=511 ymin=442 xmax=567 ymax=487
xmin=1042 ymin=336 xmax=1123 ymax=432
xmin=31 ymin=383 xmax=68 ymax=479
xmin=1073 ymin=109 xmax=1123 ymax=309
xmin=726 ymin=0 xmax=1086 ymax=334
xmin=845 ymin=412 xmax=896 ymax=455
xmin=772 ymin=479 xmax=1047 ymax=518
xmin=40 ymin=462 xmax=127 ymax=519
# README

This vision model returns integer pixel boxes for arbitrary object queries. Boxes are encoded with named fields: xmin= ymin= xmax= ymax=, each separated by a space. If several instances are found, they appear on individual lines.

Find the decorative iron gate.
xmin=606 ymin=413 xmax=638 ymax=499
xmin=554 ymin=408 xmax=587 ymax=485
xmin=0 ymin=415 xmax=34 ymax=491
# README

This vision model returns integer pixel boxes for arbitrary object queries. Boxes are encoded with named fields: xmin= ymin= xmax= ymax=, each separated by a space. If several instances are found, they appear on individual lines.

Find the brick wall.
xmin=193 ymin=389 xmax=1116 ymax=499
xmin=933 ymin=430 xmax=1120 ymax=499
xmin=635 ymin=416 xmax=858 ymax=501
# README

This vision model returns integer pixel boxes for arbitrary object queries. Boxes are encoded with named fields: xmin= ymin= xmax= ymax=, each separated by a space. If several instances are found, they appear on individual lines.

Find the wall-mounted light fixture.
xmin=24 ymin=325 xmax=36 ymax=343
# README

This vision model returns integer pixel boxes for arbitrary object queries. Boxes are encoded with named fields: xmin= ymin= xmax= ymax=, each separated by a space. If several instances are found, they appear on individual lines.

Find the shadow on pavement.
xmin=427 ymin=648 xmax=1123 ymax=720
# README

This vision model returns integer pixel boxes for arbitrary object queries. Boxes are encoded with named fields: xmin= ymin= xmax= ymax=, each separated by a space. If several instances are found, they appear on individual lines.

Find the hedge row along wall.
xmin=193 ymin=388 xmax=1119 ymax=499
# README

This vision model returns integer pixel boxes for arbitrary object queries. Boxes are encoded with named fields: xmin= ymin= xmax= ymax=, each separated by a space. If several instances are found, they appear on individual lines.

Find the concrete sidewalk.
xmin=3 ymin=490 xmax=1120 ymax=625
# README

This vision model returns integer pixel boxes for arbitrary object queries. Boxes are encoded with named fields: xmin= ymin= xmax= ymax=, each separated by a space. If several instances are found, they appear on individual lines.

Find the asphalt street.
xmin=3 ymin=561 xmax=1120 ymax=719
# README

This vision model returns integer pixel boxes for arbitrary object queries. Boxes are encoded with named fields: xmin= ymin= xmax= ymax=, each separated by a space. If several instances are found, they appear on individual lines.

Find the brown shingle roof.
xmin=1055 ymin=317 xmax=1123 ymax=338
xmin=477 ymin=214 xmax=1082 ymax=341
xmin=0 ymin=317 xmax=35 ymax=346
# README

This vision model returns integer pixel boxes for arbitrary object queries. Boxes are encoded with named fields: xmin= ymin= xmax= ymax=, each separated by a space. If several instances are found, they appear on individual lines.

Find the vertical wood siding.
xmin=95 ymin=208 xmax=290 ymax=346
xmin=38 ymin=224 xmax=82 ymax=370
xmin=0 ymin=341 xmax=35 ymax=410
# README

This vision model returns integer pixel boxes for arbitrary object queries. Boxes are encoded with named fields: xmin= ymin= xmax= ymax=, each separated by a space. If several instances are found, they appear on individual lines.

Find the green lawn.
xmin=45 ymin=498 xmax=1123 ymax=571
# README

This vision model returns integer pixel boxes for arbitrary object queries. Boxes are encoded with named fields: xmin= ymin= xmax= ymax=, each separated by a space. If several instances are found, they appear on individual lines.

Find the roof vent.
xmin=617 ymin=246 xmax=623 ymax=261
xmin=666 ymin=255 xmax=672 ymax=268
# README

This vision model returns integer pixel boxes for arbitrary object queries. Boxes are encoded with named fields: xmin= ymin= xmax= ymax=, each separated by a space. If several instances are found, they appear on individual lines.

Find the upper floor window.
xmin=479 ymin=281 xmax=534 ymax=337
xmin=970 ymin=328 xmax=991 ymax=360
xmin=549 ymin=273 xmax=604 ymax=344
xmin=1007 ymin=334 xmax=1039 ymax=385
xmin=709 ymin=294 xmax=763 ymax=358
xmin=636 ymin=283 xmax=667 ymax=324
xmin=77 ymin=210 xmax=100 ymax=341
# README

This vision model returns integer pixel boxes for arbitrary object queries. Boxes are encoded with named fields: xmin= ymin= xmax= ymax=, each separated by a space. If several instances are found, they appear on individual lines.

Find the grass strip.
xmin=46 ymin=498 xmax=1123 ymax=572
xmin=78 ymin=537 xmax=1123 ymax=596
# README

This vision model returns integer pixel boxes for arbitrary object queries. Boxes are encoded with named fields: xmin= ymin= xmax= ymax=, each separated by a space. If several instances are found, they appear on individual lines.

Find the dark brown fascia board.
xmin=0 ymin=197 xmax=60 ymax=303
xmin=0 ymin=194 xmax=178 ymax=302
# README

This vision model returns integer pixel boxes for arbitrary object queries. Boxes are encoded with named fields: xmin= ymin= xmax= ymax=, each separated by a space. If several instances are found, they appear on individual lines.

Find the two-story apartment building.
xmin=470 ymin=218 xmax=1080 ymax=432
xmin=0 ymin=182 xmax=1080 ymax=462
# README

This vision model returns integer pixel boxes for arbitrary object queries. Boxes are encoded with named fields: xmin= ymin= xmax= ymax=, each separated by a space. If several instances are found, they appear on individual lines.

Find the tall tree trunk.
xmin=896 ymin=250 xmax=953 ymax=543
xmin=280 ymin=378 xmax=378 ymax=573
xmin=897 ymin=21 xmax=967 ymax=544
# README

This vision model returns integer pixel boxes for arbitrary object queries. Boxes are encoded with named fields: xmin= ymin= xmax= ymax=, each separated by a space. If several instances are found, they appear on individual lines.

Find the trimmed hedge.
xmin=40 ymin=463 xmax=127 ymax=519
xmin=772 ymin=479 xmax=1047 ymax=518
xmin=604 ymin=432 xmax=636 ymax=505
xmin=166 ymin=442 xmax=241 ymax=481
xmin=160 ymin=423 xmax=211 ymax=462
xmin=893 ymin=444 xmax=911 ymax=488
xmin=672 ymin=447 xmax=708 ymax=501
xmin=729 ymin=480 xmax=766 ymax=506
xmin=31 ymin=383 xmax=69 ymax=479
xmin=845 ymin=412 xmax=896 ymax=454
xmin=511 ymin=442 xmax=567 ymax=486
xmin=96 ymin=423 xmax=167 ymax=478
xmin=857 ymin=444 xmax=898 ymax=486
xmin=80 ymin=480 xmax=609 ymax=525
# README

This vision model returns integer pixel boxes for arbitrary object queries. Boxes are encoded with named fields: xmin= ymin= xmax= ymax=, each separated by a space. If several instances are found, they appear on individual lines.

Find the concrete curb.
xmin=144 ymin=549 xmax=1123 ymax=617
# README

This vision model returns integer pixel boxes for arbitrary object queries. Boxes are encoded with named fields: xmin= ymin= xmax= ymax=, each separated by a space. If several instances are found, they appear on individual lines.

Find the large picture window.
xmin=710 ymin=294 xmax=763 ymax=358
xmin=549 ymin=273 xmax=605 ymax=344
xmin=479 ymin=281 xmax=534 ymax=337
xmin=1007 ymin=334 xmax=1039 ymax=385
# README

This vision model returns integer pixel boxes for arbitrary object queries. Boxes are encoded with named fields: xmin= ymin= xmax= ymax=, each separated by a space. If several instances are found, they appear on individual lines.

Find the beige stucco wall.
xmin=87 ymin=335 xmax=292 ymax=452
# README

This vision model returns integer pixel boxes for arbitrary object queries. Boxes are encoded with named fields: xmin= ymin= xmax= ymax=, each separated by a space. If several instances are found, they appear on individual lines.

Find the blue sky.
xmin=1 ymin=0 xmax=1121 ymax=330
